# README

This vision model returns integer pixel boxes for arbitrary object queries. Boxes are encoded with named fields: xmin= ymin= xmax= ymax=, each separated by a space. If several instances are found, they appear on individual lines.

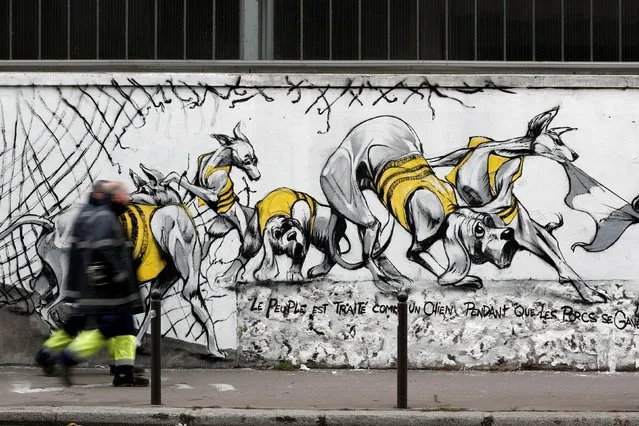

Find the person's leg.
xmin=105 ymin=313 xmax=148 ymax=387
xmin=35 ymin=315 xmax=87 ymax=376
xmin=107 ymin=337 xmax=117 ymax=375
xmin=58 ymin=329 xmax=107 ymax=386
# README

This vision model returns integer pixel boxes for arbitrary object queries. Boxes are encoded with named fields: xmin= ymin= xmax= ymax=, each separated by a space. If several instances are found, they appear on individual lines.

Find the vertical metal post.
xmin=183 ymin=0 xmax=187 ymax=59
xmin=590 ymin=0 xmax=593 ymax=61
xmin=358 ymin=0 xmax=361 ymax=59
xmin=96 ymin=0 xmax=100 ymax=59
xmin=258 ymin=0 xmax=274 ymax=60
xmin=531 ymin=0 xmax=535 ymax=61
xmin=387 ymin=0 xmax=391 ymax=60
xmin=415 ymin=0 xmax=419 ymax=59
xmin=444 ymin=0 xmax=449 ymax=60
xmin=396 ymin=290 xmax=408 ymax=409
xmin=328 ymin=0 xmax=332 ymax=60
xmin=240 ymin=0 xmax=260 ymax=59
xmin=473 ymin=0 xmax=477 ymax=60
xmin=299 ymin=0 xmax=303 ymax=60
xmin=619 ymin=0 xmax=623 ymax=61
xmin=67 ymin=0 xmax=71 ymax=59
xmin=561 ymin=0 xmax=565 ymax=61
xmin=150 ymin=289 xmax=162 ymax=406
xmin=38 ymin=0 xmax=42 ymax=59
xmin=125 ymin=0 xmax=128 ymax=59
xmin=212 ymin=0 xmax=216 ymax=59
xmin=8 ymin=0 xmax=12 ymax=59
xmin=154 ymin=0 xmax=158 ymax=59
xmin=503 ymin=0 xmax=507 ymax=61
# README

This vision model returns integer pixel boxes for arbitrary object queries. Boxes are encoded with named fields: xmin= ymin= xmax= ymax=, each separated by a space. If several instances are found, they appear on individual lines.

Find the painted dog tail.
xmin=544 ymin=213 xmax=564 ymax=235
xmin=327 ymin=211 xmax=395 ymax=271
xmin=0 ymin=215 xmax=54 ymax=241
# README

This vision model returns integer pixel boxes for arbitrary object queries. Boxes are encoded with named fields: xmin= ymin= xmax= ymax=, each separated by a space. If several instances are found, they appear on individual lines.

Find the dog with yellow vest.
xmin=427 ymin=107 xmax=607 ymax=304
xmin=229 ymin=186 xmax=350 ymax=283
xmin=320 ymin=115 xmax=519 ymax=291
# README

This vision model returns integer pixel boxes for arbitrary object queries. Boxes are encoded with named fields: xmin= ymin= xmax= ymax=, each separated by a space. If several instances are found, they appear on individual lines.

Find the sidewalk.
xmin=1 ymin=366 xmax=639 ymax=425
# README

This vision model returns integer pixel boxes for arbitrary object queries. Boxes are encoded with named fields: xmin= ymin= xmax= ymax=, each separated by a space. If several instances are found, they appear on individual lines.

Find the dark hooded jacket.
xmin=63 ymin=194 xmax=144 ymax=315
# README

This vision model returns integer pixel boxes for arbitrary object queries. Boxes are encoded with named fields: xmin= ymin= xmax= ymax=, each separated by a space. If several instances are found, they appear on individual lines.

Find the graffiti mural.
xmin=1 ymin=74 xmax=639 ymax=369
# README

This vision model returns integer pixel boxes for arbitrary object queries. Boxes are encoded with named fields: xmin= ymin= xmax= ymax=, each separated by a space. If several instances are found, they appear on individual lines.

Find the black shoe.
xmin=112 ymin=374 xmax=149 ymax=387
xmin=60 ymin=364 xmax=73 ymax=387
xmin=37 ymin=359 xmax=57 ymax=376
xmin=35 ymin=352 xmax=57 ymax=376
xmin=109 ymin=365 xmax=146 ymax=375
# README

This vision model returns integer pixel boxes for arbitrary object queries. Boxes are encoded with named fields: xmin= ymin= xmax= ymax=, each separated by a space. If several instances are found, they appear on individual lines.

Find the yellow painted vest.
xmin=256 ymin=188 xmax=318 ymax=236
xmin=196 ymin=153 xmax=237 ymax=213
xmin=118 ymin=204 xmax=167 ymax=283
xmin=446 ymin=137 xmax=522 ymax=225
xmin=376 ymin=154 xmax=458 ymax=231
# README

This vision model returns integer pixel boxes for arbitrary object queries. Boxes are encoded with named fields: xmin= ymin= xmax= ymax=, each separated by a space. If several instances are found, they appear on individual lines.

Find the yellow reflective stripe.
xmin=376 ymin=155 xmax=432 ymax=200
xmin=382 ymin=166 xmax=433 ymax=209
xmin=66 ymin=329 xmax=107 ymax=360
xmin=120 ymin=204 xmax=167 ymax=282
xmin=111 ymin=335 xmax=136 ymax=362
xmin=498 ymin=197 xmax=519 ymax=225
xmin=487 ymin=157 xmax=524 ymax=196
xmin=43 ymin=330 xmax=74 ymax=352
xmin=467 ymin=136 xmax=492 ymax=149
xmin=198 ymin=165 xmax=237 ymax=212
xmin=295 ymin=190 xmax=318 ymax=233
xmin=445 ymin=151 xmax=472 ymax=186
xmin=376 ymin=155 xmax=457 ymax=230
xmin=256 ymin=188 xmax=318 ymax=236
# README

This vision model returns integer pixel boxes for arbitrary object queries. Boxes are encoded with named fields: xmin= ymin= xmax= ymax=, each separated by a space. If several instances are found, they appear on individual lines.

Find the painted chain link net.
xmin=0 ymin=83 xmax=224 ymax=346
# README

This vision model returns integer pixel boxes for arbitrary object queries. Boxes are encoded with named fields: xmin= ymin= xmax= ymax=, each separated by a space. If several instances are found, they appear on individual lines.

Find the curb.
xmin=2 ymin=407 xmax=639 ymax=426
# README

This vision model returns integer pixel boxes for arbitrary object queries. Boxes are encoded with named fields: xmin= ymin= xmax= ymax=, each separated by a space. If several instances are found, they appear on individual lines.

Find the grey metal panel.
xmin=96 ymin=0 xmax=99 ymax=59
xmin=38 ymin=0 xmax=41 ymax=59
xmin=590 ymin=0 xmax=594 ymax=61
xmin=125 ymin=0 xmax=128 ymax=59
xmin=9 ymin=0 xmax=12 ymax=59
xmin=619 ymin=0 xmax=623 ymax=61
xmin=445 ymin=0 xmax=449 ymax=60
xmin=532 ymin=0 xmax=535 ymax=61
xmin=154 ymin=0 xmax=158 ymax=59
xmin=2 ymin=60 xmax=639 ymax=74
xmin=561 ymin=0 xmax=565 ymax=61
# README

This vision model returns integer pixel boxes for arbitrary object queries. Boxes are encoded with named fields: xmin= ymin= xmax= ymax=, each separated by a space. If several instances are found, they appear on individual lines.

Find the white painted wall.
xmin=0 ymin=73 xmax=638 ymax=369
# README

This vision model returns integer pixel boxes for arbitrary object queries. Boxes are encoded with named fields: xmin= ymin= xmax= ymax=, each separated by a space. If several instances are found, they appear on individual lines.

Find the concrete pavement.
xmin=1 ymin=366 xmax=639 ymax=425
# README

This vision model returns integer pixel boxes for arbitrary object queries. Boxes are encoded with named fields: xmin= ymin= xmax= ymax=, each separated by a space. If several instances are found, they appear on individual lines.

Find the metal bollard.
xmin=396 ymin=289 xmax=408 ymax=409
xmin=150 ymin=289 xmax=162 ymax=405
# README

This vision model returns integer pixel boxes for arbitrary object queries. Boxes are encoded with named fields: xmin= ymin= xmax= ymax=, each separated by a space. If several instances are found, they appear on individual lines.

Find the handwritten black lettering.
xmin=463 ymin=302 xmax=508 ymax=319
xmin=614 ymin=310 xmax=639 ymax=330
xmin=335 ymin=301 xmax=368 ymax=315
xmin=250 ymin=298 xmax=264 ymax=312
xmin=372 ymin=303 xmax=398 ymax=315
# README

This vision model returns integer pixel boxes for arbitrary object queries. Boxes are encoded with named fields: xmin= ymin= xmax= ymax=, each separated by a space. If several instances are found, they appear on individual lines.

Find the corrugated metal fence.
xmin=1 ymin=0 xmax=638 ymax=62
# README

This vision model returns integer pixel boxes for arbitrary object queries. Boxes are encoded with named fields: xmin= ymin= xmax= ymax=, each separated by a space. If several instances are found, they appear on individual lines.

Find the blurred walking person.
xmin=57 ymin=180 xmax=148 ymax=387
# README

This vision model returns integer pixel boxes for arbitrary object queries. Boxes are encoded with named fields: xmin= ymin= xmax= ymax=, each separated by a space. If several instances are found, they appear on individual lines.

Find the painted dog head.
xmin=526 ymin=107 xmax=579 ymax=162
xmin=263 ymin=215 xmax=308 ymax=260
xmin=210 ymin=122 xmax=261 ymax=181
xmin=129 ymin=163 xmax=182 ymax=205
xmin=441 ymin=209 xmax=518 ymax=284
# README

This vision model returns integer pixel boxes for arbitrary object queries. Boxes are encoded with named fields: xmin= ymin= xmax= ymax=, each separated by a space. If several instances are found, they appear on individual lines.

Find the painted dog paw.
xmin=581 ymin=287 xmax=608 ymax=304
xmin=439 ymin=275 xmax=483 ymax=289
xmin=455 ymin=275 xmax=483 ymax=289
xmin=214 ymin=273 xmax=239 ymax=289
xmin=307 ymin=264 xmax=331 ymax=279
xmin=286 ymin=271 xmax=304 ymax=282
xmin=254 ymin=269 xmax=277 ymax=282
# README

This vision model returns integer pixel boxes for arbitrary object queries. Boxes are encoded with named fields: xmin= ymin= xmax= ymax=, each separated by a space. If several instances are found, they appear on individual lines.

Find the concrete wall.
xmin=1 ymin=73 xmax=638 ymax=370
